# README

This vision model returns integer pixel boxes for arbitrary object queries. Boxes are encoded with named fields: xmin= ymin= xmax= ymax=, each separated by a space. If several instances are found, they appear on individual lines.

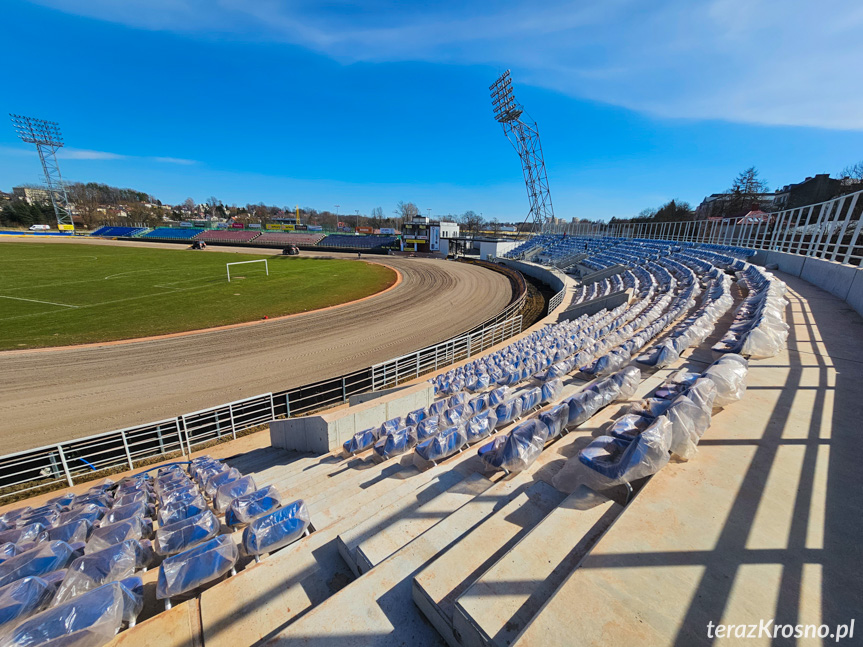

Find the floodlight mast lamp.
xmin=489 ymin=70 xmax=555 ymax=236
xmin=9 ymin=114 xmax=74 ymax=231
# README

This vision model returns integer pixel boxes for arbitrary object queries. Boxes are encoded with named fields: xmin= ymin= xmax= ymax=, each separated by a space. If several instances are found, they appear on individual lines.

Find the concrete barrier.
xmin=496 ymin=259 xmax=568 ymax=294
xmin=559 ymin=289 xmax=632 ymax=321
xmin=579 ymin=264 xmax=627 ymax=285
xmin=270 ymin=382 xmax=435 ymax=453
xmin=754 ymin=250 xmax=863 ymax=318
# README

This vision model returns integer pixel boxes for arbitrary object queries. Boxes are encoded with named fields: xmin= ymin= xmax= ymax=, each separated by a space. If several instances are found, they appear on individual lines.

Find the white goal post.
xmin=226 ymin=259 xmax=269 ymax=282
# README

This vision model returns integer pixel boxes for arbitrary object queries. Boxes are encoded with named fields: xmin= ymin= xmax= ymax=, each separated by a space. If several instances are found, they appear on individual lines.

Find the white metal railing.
xmin=562 ymin=188 xmax=863 ymax=267
xmin=548 ymin=287 xmax=567 ymax=314
xmin=370 ymin=315 xmax=523 ymax=390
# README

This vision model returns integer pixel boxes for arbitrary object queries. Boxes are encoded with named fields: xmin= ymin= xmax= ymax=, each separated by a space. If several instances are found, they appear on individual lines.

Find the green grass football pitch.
xmin=0 ymin=243 xmax=396 ymax=350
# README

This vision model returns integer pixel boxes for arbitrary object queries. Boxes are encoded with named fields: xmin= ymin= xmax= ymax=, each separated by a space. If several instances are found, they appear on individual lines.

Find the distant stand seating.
xmin=317 ymin=234 xmax=398 ymax=250
xmin=194 ymin=230 xmax=262 ymax=243
xmin=141 ymin=228 xmax=201 ymax=240
xmin=251 ymin=233 xmax=326 ymax=246
xmin=90 ymin=226 xmax=149 ymax=238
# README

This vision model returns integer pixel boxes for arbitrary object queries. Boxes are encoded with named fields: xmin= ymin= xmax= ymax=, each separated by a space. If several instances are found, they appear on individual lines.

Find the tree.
xmin=727 ymin=166 xmax=769 ymax=215
xmin=489 ymin=218 xmax=501 ymax=236
xmin=371 ymin=206 xmax=384 ymax=229
xmin=395 ymin=201 xmax=419 ymax=221
xmin=183 ymin=198 xmax=196 ymax=213
xmin=66 ymin=182 xmax=102 ymax=229
xmin=459 ymin=210 xmax=484 ymax=234
xmin=840 ymin=161 xmax=863 ymax=184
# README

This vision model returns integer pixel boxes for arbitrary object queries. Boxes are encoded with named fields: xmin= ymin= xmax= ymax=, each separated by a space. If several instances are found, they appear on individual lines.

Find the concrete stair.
xmin=451 ymin=491 xmax=621 ymax=647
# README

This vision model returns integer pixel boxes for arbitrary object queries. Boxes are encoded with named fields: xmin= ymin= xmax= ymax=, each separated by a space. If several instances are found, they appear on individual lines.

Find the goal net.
xmin=226 ymin=259 xmax=269 ymax=282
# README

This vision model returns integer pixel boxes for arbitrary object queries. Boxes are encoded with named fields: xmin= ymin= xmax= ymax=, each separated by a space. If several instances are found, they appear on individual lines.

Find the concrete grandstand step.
xmin=411 ymin=481 xmax=565 ymax=647
xmin=342 ymin=471 xmax=495 ymax=576
xmin=452 ymin=492 xmax=621 ymax=647
xmin=264 ymin=479 xmax=563 ymax=646
xmin=199 ymin=457 xmax=484 ymax=647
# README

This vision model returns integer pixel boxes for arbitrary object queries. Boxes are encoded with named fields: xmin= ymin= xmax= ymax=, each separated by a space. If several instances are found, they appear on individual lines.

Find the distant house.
xmin=773 ymin=174 xmax=846 ymax=210
xmin=12 ymin=186 xmax=51 ymax=205
xmin=737 ymin=210 xmax=773 ymax=225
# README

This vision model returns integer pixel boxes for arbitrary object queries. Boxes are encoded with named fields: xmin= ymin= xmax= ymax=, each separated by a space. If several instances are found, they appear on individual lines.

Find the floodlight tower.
xmin=9 ymin=114 xmax=74 ymax=231
xmin=489 ymin=70 xmax=554 ymax=235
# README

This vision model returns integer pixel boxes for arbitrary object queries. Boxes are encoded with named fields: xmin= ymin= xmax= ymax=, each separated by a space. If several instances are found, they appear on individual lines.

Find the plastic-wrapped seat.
xmin=564 ymin=388 xmax=603 ymax=427
xmin=607 ymin=413 xmax=653 ymax=441
xmin=609 ymin=366 xmax=641 ymax=401
xmin=379 ymin=417 xmax=403 ymax=436
xmin=113 ymin=490 xmax=151 ymax=508
xmin=442 ymin=403 xmax=469 ymax=427
xmin=428 ymin=399 xmax=448 ymax=417
xmin=478 ymin=419 xmax=549 ymax=474
xmin=3 ymin=580 xmax=143 ymax=646
xmin=494 ymin=398 xmax=523 ymax=429
xmin=57 ymin=504 xmax=105 ymax=528
xmin=0 ymin=543 xmax=17 ymax=565
xmin=51 ymin=540 xmax=143 ymax=607
xmin=0 ymin=523 xmax=45 ymax=548
xmin=0 ymin=576 xmax=53 ymax=630
xmin=0 ymin=542 xmax=75 ymax=588
xmin=488 ymin=386 xmax=510 ymax=407
xmin=102 ymin=501 xmax=153 ymax=527
xmin=466 ymin=393 xmax=489 ymax=417
xmin=466 ymin=373 xmax=491 ymax=393
xmin=158 ymin=484 xmax=200 ymax=509
xmin=373 ymin=426 xmax=418 ymax=461
xmin=552 ymin=416 xmax=672 ymax=494
xmin=520 ymin=386 xmax=542 ymax=412
xmin=37 ymin=519 xmax=92 ymax=546
xmin=343 ymin=427 xmax=380 ymax=456
xmin=158 ymin=494 xmax=209 ymax=527
xmin=405 ymin=408 xmax=427 ymax=426
xmin=540 ymin=378 xmax=564 ymax=405
xmin=702 ymin=355 xmax=748 ymax=407
xmin=414 ymin=424 xmax=467 ymax=463
xmin=241 ymin=500 xmax=311 ymax=558
xmin=154 ymin=511 xmax=220 ymax=556
xmin=466 ymin=409 xmax=498 ymax=444
xmin=204 ymin=467 xmax=242 ymax=499
xmin=225 ymin=486 xmax=282 ymax=528
xmin=86 ymin=517 xmax=151 ymax=554
xmin=539 ymin=403 xmax=569 ymax=438
xmin=416 ymin=416 xmax=440 ymax=442
xmin=157 ymin=535 xmax=238 ymax=603
xmin=214 ymin=475 xmax=257 ymax=513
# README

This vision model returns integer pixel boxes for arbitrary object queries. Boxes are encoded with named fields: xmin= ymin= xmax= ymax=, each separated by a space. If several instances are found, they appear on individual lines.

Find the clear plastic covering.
xmin=702 ymin=355 xmax=748 ymax=407
xmin=539 ymin=403 xmax=570 ymax=439
xmin=488 ymin=386 xmax=510 ymax=408
xmin=214 ymin=475 xmax=257 ymax=513
xmin=225 ymin=486 xmax=282 ymax=528
xmin=3 ymin=580 xmax=142 ymax=647
xmin=0 ymin=576 xmax=53 ymax=630
xmin=428 ymin=399 xmax=448 ymax=417
xmin=493 ymin=398 xmax=523 ymax=429
xmin=637 ymin=339 xmax=679 ymax=369
xmin=112 ymin=490 xmax=150 ymax=509
xmin=478 ymin=419 xmax=549 ymax=473
xmin=405 ymin=408 xmax=427 ymax=427
xmin=156 ymin=534 xmax=239 ymax=599
xmin=540 ymin=378 xmax=564 ymax=405
xmin=465 ymin=409 xmax=498 ymax=444
xmin=158 ymin=494 xmax=208 ymax=527
xmin=101 ymin=501 xmax=153 ymax=527
xmin=442 ymin=403 xmax=468 ymax=427
xmin=158 ymin=484 xmax=200 ymax=509
xmin=0 ymin=544 xmax=17 ymax=565
xmin=379 ymin=417 xmax=403 ymax=436
xmin=204 ymin=468 xmax=242 ymax=499
xmin=520 ymin=387 xmax=542 ymax=412
xmin=38 ymin=520 xmax=92 ymax=546
xmin=373 ymin=426 xmax=418 ymax=461
xmin=414 ymin=424 xmax=467 ymax=462
xmin=466 ymin=393 xmax=489 ymax=417
xmin=564 ymin=388 xmax=603 ymax=427
xmin=0 ymin=523 xmax=46 ymax=548
xmin=415 ymin=416 xmax=440 ymax=442
xmin=610 ymin=366 xmax=641 ymax=401
xmin=51 ymin=540 xmax=142 ymax=607
xmin=0 ymin=542 xmax=75 ymax=588
xmin=552 ymin=415 xmax=673 ymax=494
xmin=241 ymin=500 xmax=311 ymax=557
xmin=607 ymin=413 xmax=653 ymax=441
xmin=154 ymin=511 xmax=220 ymax=557
xmin=342 ymin=427 xmax=380 ymax=456
xmin=86 ymin=518 xmax=150 ymax=555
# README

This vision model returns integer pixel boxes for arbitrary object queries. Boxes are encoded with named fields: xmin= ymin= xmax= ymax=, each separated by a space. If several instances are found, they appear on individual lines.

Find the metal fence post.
xmin=269 ymin=393 xmax=275 ymax=419
xmin=176 ymin=418 xmax=186 ymax=458
xmin=228 ymin=403 xmax=237 ymax=440
xmin=120 ymin=431 xmax=134 ymax=470
xmin=342 ymin=378 xmax=347 ymax=403
xmin=56 ymin=444 xmax=73 ymax=487
xmin=285 ymin=392 xmax=291 ymax=418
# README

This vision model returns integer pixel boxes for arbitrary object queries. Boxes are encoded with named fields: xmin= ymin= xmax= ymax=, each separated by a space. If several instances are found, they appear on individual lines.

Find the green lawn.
xmin=0 ymin=243 xmax=396 ymax=349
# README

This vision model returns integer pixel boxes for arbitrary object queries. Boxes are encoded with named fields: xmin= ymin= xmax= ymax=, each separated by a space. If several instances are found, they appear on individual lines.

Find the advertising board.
xmin=230 ymin=222 xmax=244 ymax=229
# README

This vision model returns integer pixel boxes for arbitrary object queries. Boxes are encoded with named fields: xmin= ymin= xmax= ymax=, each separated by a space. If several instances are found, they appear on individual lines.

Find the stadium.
xmin=1 ymin=17 xmax=862 ymax=647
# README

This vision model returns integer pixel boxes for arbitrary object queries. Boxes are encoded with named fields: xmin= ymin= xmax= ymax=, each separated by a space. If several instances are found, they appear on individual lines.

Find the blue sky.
xmin=2 ymin=0 xmax=862 ymax=222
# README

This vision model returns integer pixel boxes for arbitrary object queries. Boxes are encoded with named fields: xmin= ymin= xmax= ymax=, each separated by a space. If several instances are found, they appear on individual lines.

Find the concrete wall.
xmin=754 ymin=250 xmax=863 ymax=319
xmin=270 ymin=382 xmax=435 ymax=454
xmin=496 ymin=259 xmax=567 ymax=294
xmin=559 ymin=289 xmax=632 ymax=321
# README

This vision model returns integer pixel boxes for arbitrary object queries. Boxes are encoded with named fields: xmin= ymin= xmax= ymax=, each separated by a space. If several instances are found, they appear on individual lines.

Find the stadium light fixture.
xmin=9 ymin=114 xmax=74 ymax=231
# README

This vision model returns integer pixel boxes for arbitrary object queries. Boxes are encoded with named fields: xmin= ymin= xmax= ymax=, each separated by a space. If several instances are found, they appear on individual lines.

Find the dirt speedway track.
xmin=0 ymin=237 xmax=512 ymax=452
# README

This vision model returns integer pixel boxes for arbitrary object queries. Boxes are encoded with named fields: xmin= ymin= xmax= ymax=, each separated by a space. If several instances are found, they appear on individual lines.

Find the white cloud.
xmin=150 ymin=156 xmax=197 ymax=165
xmin=0 ymin=145 xmax=197 ymax=165
xmin=60 ymin=148 xmax=126 ymax=160
xmin=26 ymin=0 xmax=863 ymax=130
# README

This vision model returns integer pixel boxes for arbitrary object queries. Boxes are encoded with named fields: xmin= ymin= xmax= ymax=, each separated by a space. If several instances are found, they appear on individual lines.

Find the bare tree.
xmin=66 ymin=182 xmax=101 ymax=229
xmin=459 ymin=210 xmax=484 ymax=235
xmin=183 ymin=197 xmax=196 ymax=213
xmin=840 ymin=161 xmax=863 ymax=184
